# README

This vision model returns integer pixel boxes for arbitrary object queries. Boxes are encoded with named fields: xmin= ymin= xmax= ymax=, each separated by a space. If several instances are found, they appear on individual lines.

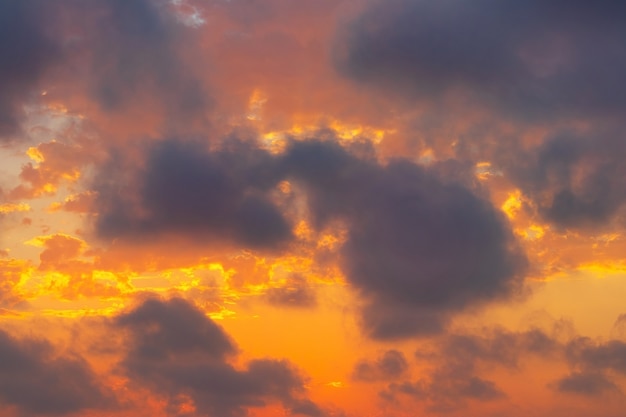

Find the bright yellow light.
xmin=517 ymin=224 xmax=545 ymax=240
xmin=0 ymin=203 xmax=31 ymax=214
xmin=26 ymin=147 xmax=45 ymax=162
xmin=294 ymin=220 xmax=313 ymax=240
xmin=502 ymin=190 xmax=523 ymax=219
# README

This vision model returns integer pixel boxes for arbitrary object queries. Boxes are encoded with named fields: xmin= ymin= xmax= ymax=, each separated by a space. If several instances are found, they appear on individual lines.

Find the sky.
xmin=1 ymin=1 xmax=626 ymax=416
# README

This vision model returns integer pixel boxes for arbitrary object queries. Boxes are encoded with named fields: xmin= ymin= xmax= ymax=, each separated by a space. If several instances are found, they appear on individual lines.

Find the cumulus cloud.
xmin=96 ymin=139 xmax=292 ymax=250
xmin=565 ymin=337 xmax=626 ymax=376
xmin=283 ymin=139 xmax=527 ymax=339
xmin=72 ymin=0 xmax=209 ymax=121
xmin=0 ymin=0 xmax=60 ymax=140
xmin=95 ymin=136 xmax=526 ymax=338
xmin=352 ymin=350 xmax=408 ymax=382
xmin=114 ymin=296 xmax=322 ymax=417
xmin=336 ymin=0 xmax=626 ymax=233
xmin=336 ymin=0 xmax=626 ymax=121
xmin=380 ymin=328 xmax=556 ymax=411
xmin=265 ymin=274 xmax=318 ymax=309
xmin=553 ymin=372 xmax=619 ymax=396
xmin=502 ymin=130 xmax=626 ymax=229
xmin=0 ymin=329 xmax=114 ymax=415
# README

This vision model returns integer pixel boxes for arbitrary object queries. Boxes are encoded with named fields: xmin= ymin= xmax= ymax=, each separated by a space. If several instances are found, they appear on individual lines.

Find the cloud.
xmin=352 ymin=350 xmax=408 ymax=382
xmin=381 ymin=328 xmax=557 ymax=411
xmin=265 ymin=274 xmax=318 ymax=308
xmin=74 ymin=0 xmax=210 ymax=121
xmin=115 ymin=296 xmax=321 ymax=417
xmin=0 ymin=260 xmax=29 ymax=309
xmin=0 ymin=329 xmax=113 ymax=415
xmin=10 ymin=140 xmax=97 ymax=200
xmin=96 ymin=138 xmax=292 ymax=251
xmin=94 ymin=136 xmax=526 ymax=338
xmin=553 ymin=372 xmax=619 ymax=396
xmin=336 ymin=0 xmax=626 ymax=121
xmin=565 ymin=337 xmax=626 ymax=375
xmin=0 ymin=0 xmax=211 ymax=145
xmin=502 ymin=130 xmax=626 ymax=229
xmin=283 ymin=139 xmax=527 ymax=339
xmin=0 ymin=1 xmax=60 ymax=140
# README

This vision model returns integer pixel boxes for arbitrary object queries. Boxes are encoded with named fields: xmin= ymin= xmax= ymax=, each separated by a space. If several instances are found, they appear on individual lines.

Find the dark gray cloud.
xmin=565 ymin=338 xmax=626 ymax=375
xmin=96 ymin=139 xmax=292 ymax=250
xmin=554 ymin=372 xmax=619 ymax=396
xmin=115 ymin=296 xmax=321 ymax=417
xmin=72 ymin=0 xmax=209 ymax=119
xmin=502 ymin=130 xmax=626 ymax=229
xmin=0 ymin=0 xmax=209 ymax=142
xmin=283 ymin=139 xmax=527 ymax=339
xmin=265 ymin=274 xmax=318 ymax=308
xmin=336 ymin=0 xmax=626 ymax=121
xmin=0 ymin=0 xmax=60 ymax=139
xmin=116 ymin=296 xmax=237 ymax=361
xmin=0 ymin=329 xmax=113 ymax=416
xmin=382 ymin=377 xmax=504 ymax=413
xmin=96 ymin=137 xmax=526 ymax=338
xmin=337 ymin=0 xmax=626 ymax=232
xmin=381 ymin=328 xmax=557 ymax=411
xmin=352 ymin=350 xmax=408 ymax=382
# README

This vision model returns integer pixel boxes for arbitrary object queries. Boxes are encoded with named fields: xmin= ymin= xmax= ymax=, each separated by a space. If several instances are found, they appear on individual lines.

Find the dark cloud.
xmin=0 ymin=329 xmax=113 ymax=415
xmin=0 ymin=0 xmax=211 ymax=143
xmin=0 ymin=0 xmax=209 ymax=142
xmin=382 ymin=377 xmax=504 ymax=413
xmin=283 ymin=139 xmax=527 ymax=339
xmin=265 ymin=274 xmax=318 ymax=308
xmin=565 ymin=338 xmax=626 ymax=375
xmin=352 ymin=350 xmax=408 ymax=382
xmin=554 ymin=372 xmax=619 ymax=396
xmin=116 ymin=296 xmax=237 ymax=361
xmin=438 ymin=329 xmax=558 ymax=368
xmin=337 ymin=0 xmax=626 ymax=232
xmin=502 ymin=130 xmax=626 ymax=229
xmin=0 ymin=0 xmax=60 ymax=139
xmin=95 ymin=137 xmax=525 ymax=338
xmin=115 ymin=296 xmax=321 ymax=417
xmin=336 ymin=0 xmax=626 ymax=121
xmin=74 ymin=0 xmax=209 ymax=119
xmin=96 ymin=139 xmax=292 ymax=250
xmin=381 ymin=328 xmax=556 ymax=411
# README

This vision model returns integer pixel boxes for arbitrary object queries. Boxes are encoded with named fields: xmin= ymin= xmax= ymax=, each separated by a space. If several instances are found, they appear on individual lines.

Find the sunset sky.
xmin=1 ymin=1 xmax=626 ymax=416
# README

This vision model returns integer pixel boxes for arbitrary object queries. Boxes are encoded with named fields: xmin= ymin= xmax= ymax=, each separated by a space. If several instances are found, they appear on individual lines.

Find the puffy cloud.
xmin=0 ymin=329 xmax=114 ymax=415
xmin=0 ymin=259 xmax=30 ymax=310
xmin=10 ymin=140 xmax=97 ymax=200
xmin=565 ymin=337 xmax=626 ymax=375
xmin=553 ymin=372 xmax=619 ymax=396
xmin=283 ymin=139 xmax=527 ymax=339
xmin=352 ymin=350 xmax=408 ymax=382
xmin=96 ymin=138 xmax=292 ymax=250
xmin=336 ymin=0 xmax=626 ymax=121
xmin=115 ymin=296 xmax=322 ymax=417
xmin=381 ymin=328 xmax=557 ymax=410
xmin=335 ymin=0 xmax=626 ymax=235
xmin=115 ymin=296 xmax=237 ymax=362
xmin=264 ymin=274 xmax=318 ymax=309
xmin=0 ymin=1 xmax=60 ymax=140
xmin=72 ymin=0 xmax=210 ymax=121
xmin=94 ymin=136 xmax=526 ymax=338
xmin=502 ymin=130 xmax=626 ymax=229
